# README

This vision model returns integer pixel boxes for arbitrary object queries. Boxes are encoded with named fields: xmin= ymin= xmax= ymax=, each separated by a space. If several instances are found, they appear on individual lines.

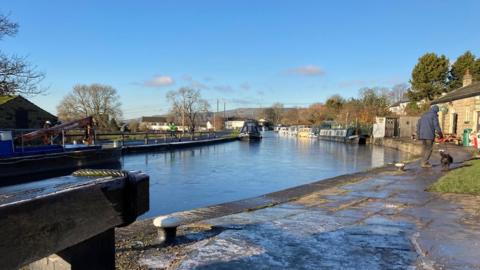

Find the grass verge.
xmin=429 ymin=159 xmax=480 ymax=195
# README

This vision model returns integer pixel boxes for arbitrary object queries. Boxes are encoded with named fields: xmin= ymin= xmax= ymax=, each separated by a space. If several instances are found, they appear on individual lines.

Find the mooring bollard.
xmin=153 ymin=216 xmax=181 ymax=244
xmin=158 ymin=227 xmax=178 ymax=244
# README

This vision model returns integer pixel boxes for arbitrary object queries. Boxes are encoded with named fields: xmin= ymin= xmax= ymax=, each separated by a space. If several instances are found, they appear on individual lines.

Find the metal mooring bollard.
xmin=158 ymin=227 xmax=177 ymax=245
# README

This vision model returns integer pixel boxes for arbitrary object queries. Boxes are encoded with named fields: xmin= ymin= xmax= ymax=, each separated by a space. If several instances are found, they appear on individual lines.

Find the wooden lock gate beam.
xmin=0 ymin=170 xmax=149 ymax=270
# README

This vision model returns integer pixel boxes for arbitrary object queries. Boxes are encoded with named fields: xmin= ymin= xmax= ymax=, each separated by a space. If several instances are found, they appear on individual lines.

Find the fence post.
xmin=144 ymin=132 xmax=149 ymax=145
xmin=62 ymin=129 xmax=65 ymax=147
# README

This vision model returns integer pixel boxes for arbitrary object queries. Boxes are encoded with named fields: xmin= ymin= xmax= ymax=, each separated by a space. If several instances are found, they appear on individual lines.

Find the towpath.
xmin=116 ymin=145 xmax=480 ymax=270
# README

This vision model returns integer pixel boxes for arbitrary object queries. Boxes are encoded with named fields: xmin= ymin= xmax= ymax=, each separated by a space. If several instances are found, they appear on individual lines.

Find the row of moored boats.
xmin=275 ymin=125 xmax=363 ymax=144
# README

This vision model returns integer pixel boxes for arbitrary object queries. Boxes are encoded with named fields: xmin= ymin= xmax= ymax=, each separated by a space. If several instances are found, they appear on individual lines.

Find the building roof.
xmin=0 ymin=95 xmax=57 ymax=120
xmin=389 ymin=97 xmax=410 ymax=107
xmin=0 ymin=95 xmax=17 ymax=105
xmin=431 ymin=82 xmax=480 ymax=105
xmin=141 ymin=116 xmax=167 ymax=123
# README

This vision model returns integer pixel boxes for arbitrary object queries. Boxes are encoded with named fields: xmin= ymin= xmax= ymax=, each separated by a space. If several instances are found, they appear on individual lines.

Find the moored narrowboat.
xmin=318 ymin=127 xmax=359 ymax=144
xmin=239 ymin=120 xmax=262 ymax=141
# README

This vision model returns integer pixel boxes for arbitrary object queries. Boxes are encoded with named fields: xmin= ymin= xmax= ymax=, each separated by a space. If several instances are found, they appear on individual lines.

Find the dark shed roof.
xmin=141 ymin=116 xmax=167 ymax=123
xmin=0 ymin=95 xmax=56 ymax=119
xmin=431 ymin=82 xmax=480 ymax=105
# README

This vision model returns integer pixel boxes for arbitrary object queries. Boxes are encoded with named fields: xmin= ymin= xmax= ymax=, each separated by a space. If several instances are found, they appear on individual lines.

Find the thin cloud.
xmin=214 ymin=85 xmax=234 ymax=93
xmin=143 ymin=75 xmax=174 ymax=87
xmin=338 ymin=79 xmax=368 ymax=88
xmin=240 ymin=82 xmax=251 ymax=90
xmin=256 ymin=90 xmax=265 ymax=96
xmin=229 ymin=98 xmax=257 ymax=106
xmin=287 ymin=65 xmax=325 ymax=76
xmin=183 ymin=75 xmax=210 ymax=89
xmin=338 ymin=77 xmax=405 ymax=88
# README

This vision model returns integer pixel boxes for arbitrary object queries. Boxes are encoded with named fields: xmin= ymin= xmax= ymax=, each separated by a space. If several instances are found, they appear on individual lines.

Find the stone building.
xmin=0 ymin=95 xmax=57 ymax=129
xmin=389 ymin=97 xmax=410 ymax=116
xmin=431 ymin=70 xmax=480 ymax=135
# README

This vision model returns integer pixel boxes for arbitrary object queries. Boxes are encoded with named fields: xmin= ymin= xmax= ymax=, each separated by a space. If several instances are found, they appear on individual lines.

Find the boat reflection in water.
xmin=239 ymin=120 xmax=262 ymax=141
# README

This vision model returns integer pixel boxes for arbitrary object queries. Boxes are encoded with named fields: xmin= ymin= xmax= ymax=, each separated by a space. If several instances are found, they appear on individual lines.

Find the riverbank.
xmin=115 ymin=143 xmax=479 ymax=269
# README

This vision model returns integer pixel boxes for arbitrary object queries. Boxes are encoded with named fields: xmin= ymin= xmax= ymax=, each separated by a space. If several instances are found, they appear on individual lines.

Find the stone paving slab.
xmin=115 ymin=145 xmax=480 ymax=270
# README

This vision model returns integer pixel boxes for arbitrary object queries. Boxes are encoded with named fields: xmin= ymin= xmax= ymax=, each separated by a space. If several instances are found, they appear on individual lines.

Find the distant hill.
xmin=125 ymin=107 xmax=293 ymax=123
xmin=220 ymin=107 xmax=293 ymax=119
xmin=221 ymin=108 xmax=262 ymax=118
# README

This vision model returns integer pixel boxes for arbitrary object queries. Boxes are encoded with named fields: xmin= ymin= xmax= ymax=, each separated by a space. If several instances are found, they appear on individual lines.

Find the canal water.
xmin=121 ymin=132 xmax=412 ymax=218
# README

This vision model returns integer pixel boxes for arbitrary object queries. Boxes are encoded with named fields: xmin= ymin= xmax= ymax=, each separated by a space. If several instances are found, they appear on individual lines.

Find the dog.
xmin=439 ymin=149 xmax=453 ymax=171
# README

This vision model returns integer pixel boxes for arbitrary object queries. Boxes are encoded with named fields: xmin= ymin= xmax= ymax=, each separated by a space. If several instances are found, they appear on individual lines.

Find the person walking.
xmin=416 ymin=105 xmax=443 ymax=168
xmin=169 ymin=122 xmax=178 ymax=139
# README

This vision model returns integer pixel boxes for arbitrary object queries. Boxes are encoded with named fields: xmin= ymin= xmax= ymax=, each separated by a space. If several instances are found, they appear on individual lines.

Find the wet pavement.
xmin=116 ymin=146 xmax=480 ymax=270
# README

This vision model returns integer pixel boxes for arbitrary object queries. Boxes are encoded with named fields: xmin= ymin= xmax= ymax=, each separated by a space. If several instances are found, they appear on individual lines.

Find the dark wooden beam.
xmin=0 ymin=171 xmax=149 ymax=269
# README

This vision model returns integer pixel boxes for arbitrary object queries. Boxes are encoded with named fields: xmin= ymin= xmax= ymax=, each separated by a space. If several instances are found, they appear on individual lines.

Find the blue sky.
xmin=1 ymin=0 xmax=479 ymax=119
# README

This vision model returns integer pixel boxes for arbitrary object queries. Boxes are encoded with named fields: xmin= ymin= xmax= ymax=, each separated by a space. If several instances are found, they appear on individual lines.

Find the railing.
xmin=79 ymin=130 xmax=232 ymax=147
xmin=7 ymin=129 xmax=234 ymax=151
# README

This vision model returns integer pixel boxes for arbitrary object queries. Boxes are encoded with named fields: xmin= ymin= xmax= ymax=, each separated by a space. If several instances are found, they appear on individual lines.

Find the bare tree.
xmin=271 ymin=102 xmax=284 ymax=125
xmin=260 ymin=102 xmax=284 ymax=125
xmin=0 ymin=14 xmax=45 ymax=96
xmin=0 ymin=14 xmax=18 ymax=39
xmin=166 ymin=87 xmax=209 ymax=133
xmin=57 ymin=84 xmax=122 ymax=129
xmin=389 ymin=83 xmax=409 ymax=103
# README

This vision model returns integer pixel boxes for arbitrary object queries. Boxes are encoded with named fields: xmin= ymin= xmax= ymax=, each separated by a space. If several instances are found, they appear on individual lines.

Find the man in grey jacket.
xmin=416 ymin=105 xmax=443 ymax=168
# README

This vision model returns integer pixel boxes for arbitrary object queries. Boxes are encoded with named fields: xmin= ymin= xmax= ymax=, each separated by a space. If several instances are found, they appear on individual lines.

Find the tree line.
xmin=259 ymin=87 xmax=396 ymax=128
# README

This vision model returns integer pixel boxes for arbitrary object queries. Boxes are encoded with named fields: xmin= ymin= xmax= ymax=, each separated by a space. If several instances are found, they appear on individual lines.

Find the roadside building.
xmin=0 ymin=95 xmax=57 ymax=129
xmin=225 ymin=120 xmax=244 ymax=130
xmin=206 ymin=121 xmax=213 ymax=130
xmin=140 ymin=116 xmax=169 ymax=131
xmin=431 ymin=70 xmax=480 ymax=135
xmin=389 ymin=97 xmax=410 ymax=116
xmin=225 ymin=117 xmax=245 ymax=130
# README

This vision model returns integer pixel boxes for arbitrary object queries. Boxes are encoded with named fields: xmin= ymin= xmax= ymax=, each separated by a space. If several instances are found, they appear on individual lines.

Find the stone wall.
xmin=438 ymin=96 xmax=480 ymax=135
xmin=0 ymin=96 xmax=57 ymax=129
xmin=371 ymin=137 xmax=423 ymax=156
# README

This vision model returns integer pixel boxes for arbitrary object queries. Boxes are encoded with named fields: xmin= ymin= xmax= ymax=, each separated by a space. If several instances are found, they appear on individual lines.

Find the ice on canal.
xmin=121 ymin=132 xmax=412 ymax=218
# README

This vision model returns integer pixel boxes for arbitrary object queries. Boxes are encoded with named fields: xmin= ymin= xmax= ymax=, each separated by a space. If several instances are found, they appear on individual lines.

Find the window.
xmin=465 ymin=107 xmax=471 ymax=123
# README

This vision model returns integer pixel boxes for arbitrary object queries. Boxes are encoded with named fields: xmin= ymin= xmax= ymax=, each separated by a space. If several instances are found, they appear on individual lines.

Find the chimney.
xmin=463 ymin=69 xmax=473 ymax=87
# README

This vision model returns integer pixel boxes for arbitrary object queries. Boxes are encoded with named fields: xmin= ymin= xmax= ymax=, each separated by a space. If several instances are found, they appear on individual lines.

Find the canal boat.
xmin=0 ymin=116 xmax=122 ymax=183
xmin=287 ymin=126 xmax=299 ymax=136
xmin=309 ymin=127 xmax=320 ymax=138
xmin=278 ymin=126 xmax=289 ymax=136
xmin=318 ymin=127 xmax=359 ymax=144
xmin=298 ymin=127 xmax=317 ymax=138
xmin=238 ymin=120 xmax=262 ymax=141
xmin=273 ymin=125 xmax=283 ymax=132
